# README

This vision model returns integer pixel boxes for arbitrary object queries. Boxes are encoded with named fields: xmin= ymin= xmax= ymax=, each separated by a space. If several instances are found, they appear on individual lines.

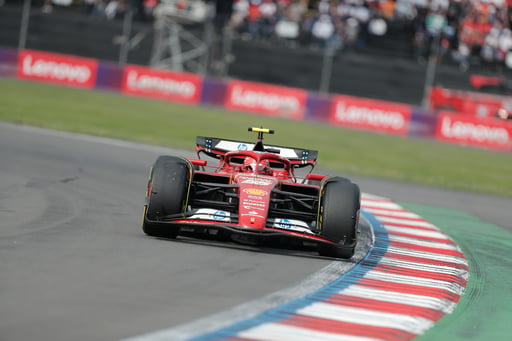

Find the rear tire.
xmin=317 ymin=178 xmax=360 ymax=259
xmin=142 ymin=156 xmax=191 ymax=238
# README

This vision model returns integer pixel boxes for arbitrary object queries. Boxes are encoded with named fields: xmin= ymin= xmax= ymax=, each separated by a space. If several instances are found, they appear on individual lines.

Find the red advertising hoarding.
xmin=436 ymin=112 xmax=512 ymax=151
xmin=17 ymin=50 xmax=98 ymax=88
xmin=429 ymin=86 xmax=511 ymax=118
xmin=329 ymin=95 xmax=412 ymax=135
xmin=224 ymin=80 xmax=307 ymax=120
xmin=121 ymin=65 xmax=202 ymax=104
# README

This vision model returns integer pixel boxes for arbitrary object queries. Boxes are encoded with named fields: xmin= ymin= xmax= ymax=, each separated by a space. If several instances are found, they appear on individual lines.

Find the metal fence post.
xmin=18 ymin=0 xmax=31 ymax=50
xmin=118 ymin=9 xmax=134 ymax=65
xmin=319 ymin=45 xmax=335 ymax=93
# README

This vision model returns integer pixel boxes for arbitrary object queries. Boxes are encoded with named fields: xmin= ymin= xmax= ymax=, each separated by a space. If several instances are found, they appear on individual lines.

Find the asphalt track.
xmin=1 ymin=122 xmax=511 ymax=341
xmin=0 ymin=123 xmax=367 ymax=341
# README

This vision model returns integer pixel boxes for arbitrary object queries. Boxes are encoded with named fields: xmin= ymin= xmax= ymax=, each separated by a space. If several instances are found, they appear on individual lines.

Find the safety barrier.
xmin=1 ymin=47 xmax=511 ymax=152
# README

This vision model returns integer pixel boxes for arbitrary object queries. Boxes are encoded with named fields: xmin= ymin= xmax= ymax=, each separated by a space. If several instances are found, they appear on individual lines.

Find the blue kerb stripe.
xmin=188 ymin=210 xmax=390 ymax=341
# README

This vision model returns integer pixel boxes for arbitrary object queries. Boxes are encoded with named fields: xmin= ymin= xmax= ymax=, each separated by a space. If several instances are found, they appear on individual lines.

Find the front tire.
xmin=317 ymin=178 xmax=360 ymax=259
xmin=142 ymin=156 xmax=191 ymax=238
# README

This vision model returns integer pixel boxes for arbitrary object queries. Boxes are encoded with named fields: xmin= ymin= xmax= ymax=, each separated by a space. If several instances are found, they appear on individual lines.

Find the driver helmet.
xmin=258 ymin=159 xmax=272 ymax=175
xmin=243 ymin=157 xmax=257 ymax=172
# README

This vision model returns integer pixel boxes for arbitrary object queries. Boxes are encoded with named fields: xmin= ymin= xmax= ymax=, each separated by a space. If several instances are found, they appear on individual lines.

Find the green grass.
xmin=1 ymin=77 xmax=512 ymax=197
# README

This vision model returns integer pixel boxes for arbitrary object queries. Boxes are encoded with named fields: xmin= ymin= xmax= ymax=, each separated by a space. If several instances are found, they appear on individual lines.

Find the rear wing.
xmin=195 ymin=136 xmax=318 ymax=167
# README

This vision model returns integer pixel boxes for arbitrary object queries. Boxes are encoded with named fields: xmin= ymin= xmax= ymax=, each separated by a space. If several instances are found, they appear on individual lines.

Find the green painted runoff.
xmin=401 ymin=203 xmax=512 ymax=341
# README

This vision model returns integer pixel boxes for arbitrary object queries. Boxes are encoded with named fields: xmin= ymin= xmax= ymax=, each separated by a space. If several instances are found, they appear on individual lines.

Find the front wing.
xmin=143 ymin=216 xmax=340 ymax=248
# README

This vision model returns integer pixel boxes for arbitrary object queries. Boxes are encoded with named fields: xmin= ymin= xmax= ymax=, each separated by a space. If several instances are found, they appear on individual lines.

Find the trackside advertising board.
xmin=17 ymin=50 xmax=98 ymax=88
xmin=121 ymin=65 xmax=202 ymax=104
xmin=4 ymin=48 xmax=511 ymax=152
xmin=436 ymin=112 xmax=512 ymax=151
xmin=224 ymin=80 xmax=307 ymax=120
xmin=330 ymin=95 xmax=412 ymax=135
xmin=429 ymin=86 xmax=510 ymax=117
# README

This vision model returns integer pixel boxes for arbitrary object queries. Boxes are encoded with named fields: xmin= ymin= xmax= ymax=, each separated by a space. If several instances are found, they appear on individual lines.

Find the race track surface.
xmin=0 ymin=123 xmax=364 ymax=341
xmin=1 ymin=123 xmax=511 ymax=341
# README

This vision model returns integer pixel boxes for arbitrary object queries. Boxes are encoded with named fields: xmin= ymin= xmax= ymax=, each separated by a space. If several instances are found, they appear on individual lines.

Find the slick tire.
xmin=317 ymin=178 xmax=360 ymax=259
xmin=142 ymin=156 xmax=191 ymax=238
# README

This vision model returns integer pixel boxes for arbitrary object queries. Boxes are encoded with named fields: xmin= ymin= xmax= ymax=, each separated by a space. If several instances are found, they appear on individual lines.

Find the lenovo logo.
xmin=18 ymin=50 xmax=97 ymax=87
xmin=230 ymin=85 xmax=300 ymax=112
xmin=330 ymin=96 xmax=411 ymax=135
xmin=121 ymin=66 xmax=202 ymax=104
xmin=439 ymin=115 xmax=510 ymax=145
xmin=225 ymin=80 xmax=306 ymax=119
xmin=335 ymin=102 xmax=406 ymax=130
xmin=126 ymin=70 xmax=197 ymax=98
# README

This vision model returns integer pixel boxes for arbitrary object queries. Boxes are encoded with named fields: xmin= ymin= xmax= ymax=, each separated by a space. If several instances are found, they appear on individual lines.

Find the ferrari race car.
xmin=142 ymin=128 xmax=360 ymax=259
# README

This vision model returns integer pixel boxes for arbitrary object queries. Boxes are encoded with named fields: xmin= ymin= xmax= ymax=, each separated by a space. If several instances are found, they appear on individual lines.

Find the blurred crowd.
xmin=405 ymin=0 xmax=512 ymax=70
xmin=36 ymin=0 xmax=152 ymax=20
xmin=7 ymin=0 xmax=512 ymax=70
xmin=229 ymin=0 xmax=393 ymax=50
xmin=228 ymin=0 xmax=512 ymax=70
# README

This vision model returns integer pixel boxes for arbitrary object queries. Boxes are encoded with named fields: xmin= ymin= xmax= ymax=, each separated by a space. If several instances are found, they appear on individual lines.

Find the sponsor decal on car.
xmin=189 ymin=209 xmax=230 ymax=222
xmin=277 ymin=218 xmax=292 ymax=229
xmin=273 ymin=218 xmax=313 ymax=234
xmin=242 ymin=201 xmax=266 ymax=211
xmin=213 ymin=211 xmax=228 ymax=221
xmin=215 ymin=141 xmax=300 ymax=159
xmin=239 ymin=178 xmax=275 ymax=186
xmin=240 ymin=212 xmax=266 ymax=219
xmin=243 ymin=188 xmax=268 ymax=196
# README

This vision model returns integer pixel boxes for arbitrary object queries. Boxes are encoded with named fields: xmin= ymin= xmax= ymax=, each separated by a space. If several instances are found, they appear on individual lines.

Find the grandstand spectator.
xmin=274 ymin=0 xmax=307 ymax=41
xmin=230 ymin=0 xmax=249 ymax=29
xmin=284 ymin=0 xmax=307 ymax=23
xmin=259 ymin=0 xmax=278 ymax=38
xmin=84 ymin=0 xmax=105 ymax=16
xmin=42 ymin=0 xmax=53 ymax=13
xmin=413 ymin=26 xmax=428 ymax=63
xmin=245 ymin=0 xmax=263 ymax=39
xmin=105 ymin=0 xmax=128 ymax=20
xmin=310 ymin=13 xmax=336 ymax=48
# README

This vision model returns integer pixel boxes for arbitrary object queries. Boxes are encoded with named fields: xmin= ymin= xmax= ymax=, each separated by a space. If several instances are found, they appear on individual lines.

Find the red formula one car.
xmin=142 ymin=128 xmax=360 ymax=258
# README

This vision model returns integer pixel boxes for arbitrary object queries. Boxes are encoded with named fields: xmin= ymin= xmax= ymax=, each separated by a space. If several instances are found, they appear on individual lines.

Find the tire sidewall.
xmin=317 ymin=177 xmax=360 ymax=258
